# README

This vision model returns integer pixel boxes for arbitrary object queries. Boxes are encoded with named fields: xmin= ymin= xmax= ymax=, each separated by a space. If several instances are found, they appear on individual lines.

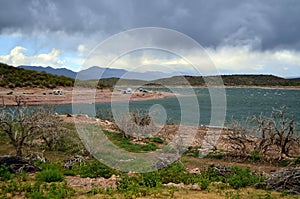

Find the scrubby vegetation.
xmin=149 ymin=74 xmax=300 ymax=87
xmin=0 ymin=103 xmax=299 ymax=198
xmin=0 ymin=62 xmax=74 ymax=88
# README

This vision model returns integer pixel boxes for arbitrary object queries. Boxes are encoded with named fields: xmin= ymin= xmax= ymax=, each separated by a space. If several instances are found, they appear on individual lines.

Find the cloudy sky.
xmin=0 ymin=0 xmax=300 ymax=77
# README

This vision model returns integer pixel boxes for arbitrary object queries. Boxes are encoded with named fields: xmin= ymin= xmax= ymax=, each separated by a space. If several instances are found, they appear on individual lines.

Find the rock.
xmin=128 ymin=171 xmax=136 ymax=177
xmin=64 ymin=155 xmax=85 ymax=169
xmin=163 ymin=182 xmax=185 ymax=189
xmin=189 ymin=184 xmax=201 ymax=190
xmin=189 ymin=167 xmax=200 ymax=175
xmin=66 ymin=174 xmax=118 ymax=190
xmin=0 ymin=156 xmax=40 ymax=173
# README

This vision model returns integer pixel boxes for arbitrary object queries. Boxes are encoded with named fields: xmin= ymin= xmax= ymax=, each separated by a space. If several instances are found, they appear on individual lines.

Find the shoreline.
xmin=1 ymin=85 xmax=299 ymax=106
xmin=0 ymin=87 xmax=175 ymax=106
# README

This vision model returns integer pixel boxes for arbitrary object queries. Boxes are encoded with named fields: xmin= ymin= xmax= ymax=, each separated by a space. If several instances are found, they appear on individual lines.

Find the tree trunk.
xmin=16 ymin=145 xmax=23 ymax=157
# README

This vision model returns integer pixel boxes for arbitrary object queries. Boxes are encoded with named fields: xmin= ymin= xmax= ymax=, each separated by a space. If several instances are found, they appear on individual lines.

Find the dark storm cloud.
xmin=1 ymin=0 xmax=300 ymax=50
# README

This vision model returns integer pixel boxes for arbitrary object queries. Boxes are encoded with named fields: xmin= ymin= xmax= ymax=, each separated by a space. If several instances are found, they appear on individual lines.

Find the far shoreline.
xmin=144 ymin=85 xmax=300 ymax=90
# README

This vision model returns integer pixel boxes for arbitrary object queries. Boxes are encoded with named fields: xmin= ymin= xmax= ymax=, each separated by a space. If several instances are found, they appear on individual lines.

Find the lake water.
xmin=54 ymin=88 xmax=300 ymax=128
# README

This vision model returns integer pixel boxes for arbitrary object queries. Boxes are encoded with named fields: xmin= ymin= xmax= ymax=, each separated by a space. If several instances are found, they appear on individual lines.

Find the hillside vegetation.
xmin=148 ymin=74 xmax=300 ymax=87
xmin=1 ymin=62 xmax=300 ymax=88
xmin=0 ymin=63 xmax=74 ymax=88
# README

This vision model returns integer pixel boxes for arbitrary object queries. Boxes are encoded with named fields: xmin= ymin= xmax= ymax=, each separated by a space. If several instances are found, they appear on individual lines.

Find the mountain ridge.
xmin=18 ymin=65 xmax=175 ymax=81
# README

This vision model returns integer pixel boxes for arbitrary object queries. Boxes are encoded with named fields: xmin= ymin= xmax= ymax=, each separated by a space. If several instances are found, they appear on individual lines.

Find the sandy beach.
xmin=0 ymin=87 xmax=175 ymax=106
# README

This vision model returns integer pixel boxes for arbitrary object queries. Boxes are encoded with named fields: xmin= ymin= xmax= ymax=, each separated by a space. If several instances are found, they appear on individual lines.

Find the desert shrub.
xmin=71 ymin=159 xmax=118 ymax=178
xmin=226 ymin=167 xmax=264 ymax=189
xmin=250 ymin=151 xmax=262 ymax=161
xmin=140 ymin=171 xmax=162 ymax=188
xmin=206 ymin=151 xmax=224 ymax=160
xmin=25 ymin=182 xmax=74 ymax=199
xmin=198 ymin=177 xmax=211 ymax=190
xmin=36 ymin=167 xmax=64 ymax=182
xmin=149 ymin=137 xmax=164 ymax=143
xmin=0 ymin=164 xmax=13 ymax=181
xmin=293 ymin=156 xmax=300 ymax=166
xmin=158 ymin=162 xmax=187 ymax=184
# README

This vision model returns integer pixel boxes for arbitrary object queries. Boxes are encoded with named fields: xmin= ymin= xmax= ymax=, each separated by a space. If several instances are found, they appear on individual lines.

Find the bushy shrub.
xmin=149 ymin=137 xmax=164 ymax=143
xmin=25 ymin=182 xmax=74 ymax=199
xmin=36 ymin=169 xmax=64 ymax=182
xmin=71 ymin=159 xmax=118 ymax=179
xmin=226 ymin=167 xmax=264 ymax=189
xmin=0 ymin=164 xmax=13 ymax=181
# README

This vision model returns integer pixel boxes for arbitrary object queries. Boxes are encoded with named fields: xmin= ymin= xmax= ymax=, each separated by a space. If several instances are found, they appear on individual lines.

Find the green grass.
xmin=103 ymin=130 xmax=158 ymax=152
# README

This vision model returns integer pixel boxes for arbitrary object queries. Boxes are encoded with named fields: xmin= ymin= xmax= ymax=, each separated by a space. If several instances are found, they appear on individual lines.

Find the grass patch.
xmin=103 ymin=130 xmax=158 ymax=152
xmin=70 ymin=159 xmax=118 ymax=178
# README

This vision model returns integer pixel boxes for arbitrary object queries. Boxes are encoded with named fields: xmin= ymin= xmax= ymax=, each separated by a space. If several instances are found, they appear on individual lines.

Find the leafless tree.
xmin=271 ymin=107 xmax=300 ymax=159
xmin=226 ymin=118 xmax=255 ymax=156
xmin=0 ymin=96 xmax=62 ymax=156
xmin=36 ymin=108 xmax=65 ymax=151
xmin=226 ymin=107 xmax=299 ymax=160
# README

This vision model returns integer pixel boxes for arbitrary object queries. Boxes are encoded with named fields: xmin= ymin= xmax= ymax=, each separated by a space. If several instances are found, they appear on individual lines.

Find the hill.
xmin=0 ymin=63 xmax=74 ymax=88
xmin=148 ymin=74 xmax=300 ymax=87
xmin=289 ymin=77 xmax=300 ymax=81
xmin=18 ymin=65 xmax=77 ymax=79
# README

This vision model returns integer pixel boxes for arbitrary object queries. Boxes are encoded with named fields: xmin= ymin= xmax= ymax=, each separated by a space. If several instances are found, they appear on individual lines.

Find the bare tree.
xmin=226 ymin=118 xmax=255 ymax=156
xmin=226 ymin=107 xmax=300 ymax=160
xmin=36 ymin=108 xmax=64 ymax=151
xmin=0 ymin=96 xmax=61 ymax=156
xmin=271 ymin=107 xmax=300 ymax=159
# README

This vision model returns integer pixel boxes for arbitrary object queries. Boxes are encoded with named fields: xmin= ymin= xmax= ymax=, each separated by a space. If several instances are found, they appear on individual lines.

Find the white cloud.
xmin=1 ymin=44 xmax=300 ymax=78
xmin=77 ymin=44 xmax=88 ymax=57
xmin=0 ymin=46 xmax=66 ymax=68
xmin=206 ymin=45 xmax=300 ymax=77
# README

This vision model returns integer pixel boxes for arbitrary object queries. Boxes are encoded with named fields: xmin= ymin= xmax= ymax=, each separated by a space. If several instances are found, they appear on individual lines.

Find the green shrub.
xmin=25 ymin=182 xmax=75 ymax=199
xmin=226 ymin=167 xmax=264 ymax=189
xmin=6 ymin=91 xmax=13 ymax=95
xmin=0 ymin=164 xmax=13 ymax=181
xmin=293 ymin=156 xmax=300 ymax=166
xmin=149 ymin=137 xmax=164 ymax=143
xmin=206 ymin=152 xmax=224 ymax=160
xmin=36 ymin=169 xmax=64 ymax=182
xmin=250 ymin=151 xmax=262 ymax=161
xmin=71 ymin=159 xmax=118 ymax=178
xmin=197 ymin=177 xmax=210 ymax=190
xmin=103 ymin=130 xmax=158 ymax=152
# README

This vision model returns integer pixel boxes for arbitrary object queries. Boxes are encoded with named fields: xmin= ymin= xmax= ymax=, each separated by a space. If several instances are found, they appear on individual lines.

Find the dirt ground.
xmin=0 ymin=87 xmax=174 ymax=106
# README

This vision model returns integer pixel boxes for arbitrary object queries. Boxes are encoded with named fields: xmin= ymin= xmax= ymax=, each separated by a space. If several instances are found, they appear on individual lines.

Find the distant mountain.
xmin=77 ymin=66 xmax=127 ymax=80
xmin=1 ymin=63 xmax=74 ymax=88
xmin=16 ymin=65 xmax=298 ymax=87
xmin=18 ymin=65 xmax=76 ymax=79
xmin=18 ymin=65 xmax=175 ymax=81
xmin=289 ymin=77 xmax=300 ymax=81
